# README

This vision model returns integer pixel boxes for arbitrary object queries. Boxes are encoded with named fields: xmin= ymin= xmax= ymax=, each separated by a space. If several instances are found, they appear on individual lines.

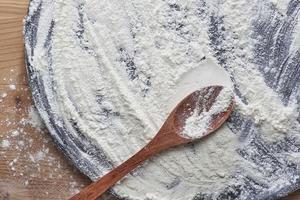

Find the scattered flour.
xmin=0 ymin=81 xmax=82 ymax=198
xmin=181 ymin=87 xmax=233 ymax=139
xmin=27 ymin=106 xmax=45 ymax=130
xmin=1 ymin=140 xmax=10 ymax=149
xmin=9 ymin=84 xmax=16 ymax=90
xmin=29 ymin=149 xmax=48 ymax=162
xmin=0 ymin=92 xmax=7 ymax=103
xmin=1 ymin=93 xmax=7 ymax=98
xmin=24 ymin=0 xmax=300 ymax=199
xmin=11 ymin=130 xmax=20 ymax=137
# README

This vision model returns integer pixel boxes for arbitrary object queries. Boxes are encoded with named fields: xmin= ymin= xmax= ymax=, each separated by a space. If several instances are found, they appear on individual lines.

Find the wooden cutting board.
xmin=0 ymin=0 xmax=299 ymax=199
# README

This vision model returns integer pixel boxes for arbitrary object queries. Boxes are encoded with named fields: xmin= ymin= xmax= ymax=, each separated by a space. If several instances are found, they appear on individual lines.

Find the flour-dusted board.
xmin=0 ymin=2 xmax=95 ymax=199
xmin=24 ymin=0 xmax=300 ymax=199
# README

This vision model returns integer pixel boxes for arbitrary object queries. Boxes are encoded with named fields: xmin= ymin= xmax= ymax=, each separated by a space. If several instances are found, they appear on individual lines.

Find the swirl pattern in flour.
xmin=24 ymin=0 xmax=300 ymax=199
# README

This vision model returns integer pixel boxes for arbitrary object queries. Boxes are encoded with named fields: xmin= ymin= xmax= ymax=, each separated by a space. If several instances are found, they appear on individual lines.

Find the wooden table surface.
xmin=0 ymin=0 xmax=299 ymax=200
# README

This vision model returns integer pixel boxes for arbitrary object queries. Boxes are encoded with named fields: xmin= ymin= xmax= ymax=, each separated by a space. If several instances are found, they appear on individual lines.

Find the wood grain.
xmin=0 ymin=0 xmax=28 ymax=19
xmin=0 ymin=0 xmax=298 ymax=199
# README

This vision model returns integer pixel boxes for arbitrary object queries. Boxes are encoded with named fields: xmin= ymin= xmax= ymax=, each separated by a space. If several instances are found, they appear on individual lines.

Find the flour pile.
xmin=24 ymin=0 xmax=300 ymax=199
xmin=182 ymin=87 xmax=233 ymax=139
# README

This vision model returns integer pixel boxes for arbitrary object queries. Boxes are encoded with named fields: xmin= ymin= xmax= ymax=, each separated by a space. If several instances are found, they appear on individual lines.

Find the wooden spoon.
xmin=69 ymin=85 xmax=235 ymax=200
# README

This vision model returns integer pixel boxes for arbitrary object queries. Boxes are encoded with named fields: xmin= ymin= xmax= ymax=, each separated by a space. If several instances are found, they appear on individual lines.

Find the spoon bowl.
xmin=173 ymin=85 xmax=234 ymax=139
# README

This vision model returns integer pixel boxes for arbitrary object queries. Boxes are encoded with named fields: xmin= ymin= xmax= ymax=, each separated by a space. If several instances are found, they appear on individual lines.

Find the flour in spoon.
xmin=181 ymin=87 xmax=233 ymax=139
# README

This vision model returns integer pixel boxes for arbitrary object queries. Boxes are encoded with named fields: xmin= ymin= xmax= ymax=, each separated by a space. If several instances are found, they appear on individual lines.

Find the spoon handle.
xmin=69 ymin=128 xmax=188 ymax=200
xmin=69 ymin=133 xmax=170 ymax=200
xmin=69 ymin=147 xmax=152 ymax=200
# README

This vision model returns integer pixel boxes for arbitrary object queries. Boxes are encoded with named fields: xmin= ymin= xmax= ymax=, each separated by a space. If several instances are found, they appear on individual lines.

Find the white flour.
xmin=1 ymin=140 xmax=10 ymax=149
xmin=182 ymin=87 xmax=233 ymax=139
xmin=0 ymin=97 xmax=87 ymax=197
xmin=27 ymin=106 xmax=45 ymax=130
xmin=25 ymin=0 xmax=300 ymax=199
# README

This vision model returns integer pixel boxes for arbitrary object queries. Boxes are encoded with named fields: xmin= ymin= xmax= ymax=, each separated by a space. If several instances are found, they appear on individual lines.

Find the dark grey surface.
xmin=24 ymin=0 xmax=300 ymax=199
